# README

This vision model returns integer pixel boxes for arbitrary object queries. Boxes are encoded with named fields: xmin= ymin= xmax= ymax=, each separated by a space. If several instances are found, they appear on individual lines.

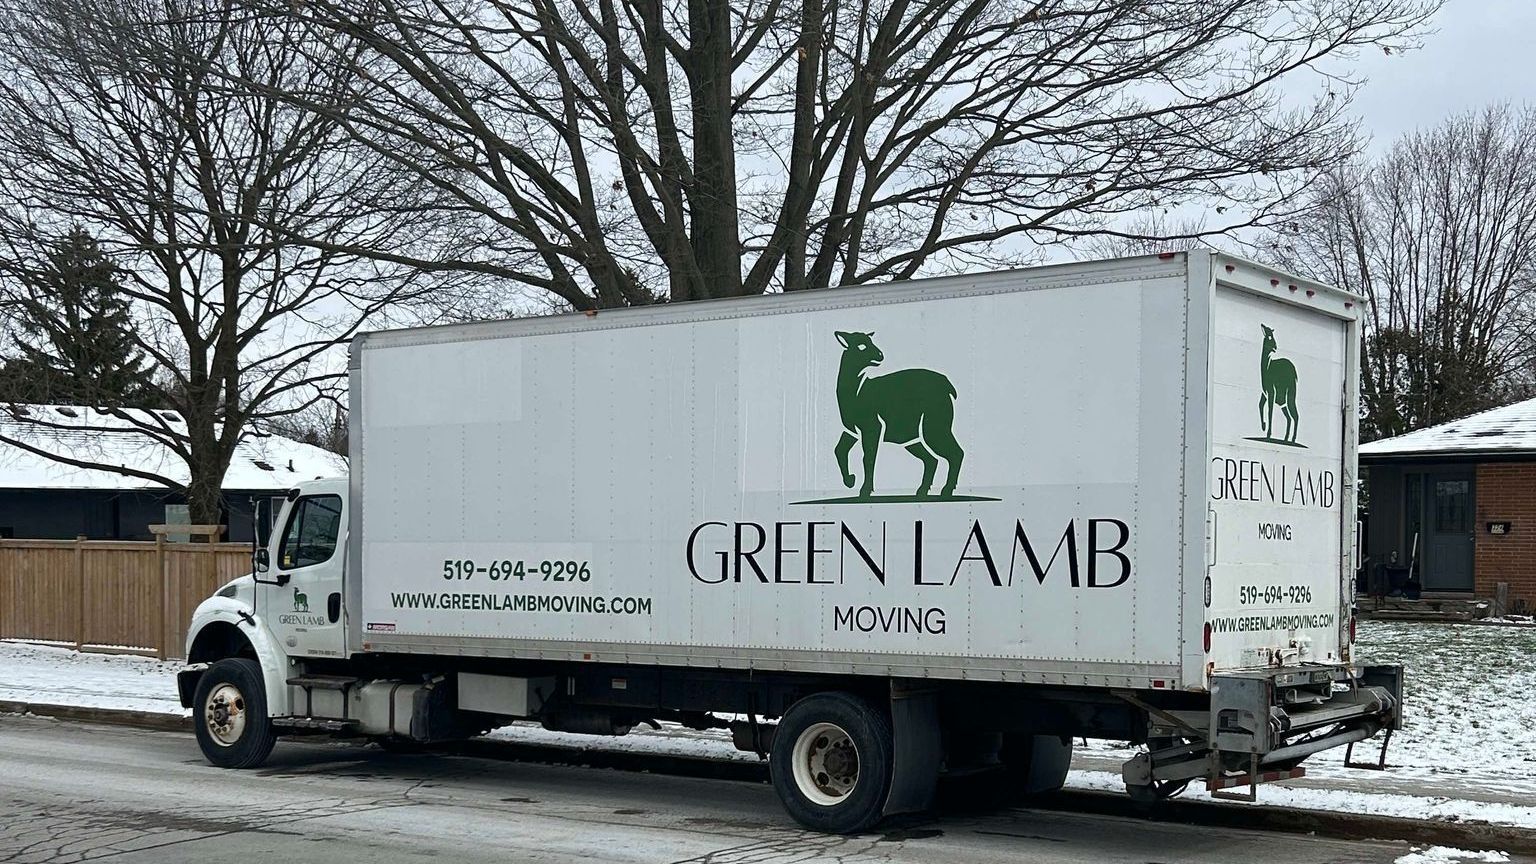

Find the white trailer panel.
xmin=348 ymin=252 xmax=1358 ymax=690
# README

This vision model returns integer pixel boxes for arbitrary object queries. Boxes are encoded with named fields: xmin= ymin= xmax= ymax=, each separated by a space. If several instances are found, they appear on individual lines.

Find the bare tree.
xmin=1273 ymin=105 xmax=1536 ymax=441
xmin=1077 ymin=212 xmax=1212 ymax=259
xmin=234 ymin=0 xmax=1438 ymax=309
xmin=265 ymin=399 xmax=349 ymax=457
xmin=0 ymin=0 xmax=463 ymax=524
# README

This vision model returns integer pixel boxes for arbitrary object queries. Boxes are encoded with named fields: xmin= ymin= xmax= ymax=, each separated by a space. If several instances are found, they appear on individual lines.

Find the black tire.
xmin=769 ymin=692 xmax=893 ymax=834
xmin=193 ymin=658 xmax=277 ymax=769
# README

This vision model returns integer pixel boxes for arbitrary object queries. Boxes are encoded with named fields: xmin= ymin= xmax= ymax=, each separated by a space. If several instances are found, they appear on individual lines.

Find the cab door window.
xmin=278 ymin=495 xmax=343 ymax=569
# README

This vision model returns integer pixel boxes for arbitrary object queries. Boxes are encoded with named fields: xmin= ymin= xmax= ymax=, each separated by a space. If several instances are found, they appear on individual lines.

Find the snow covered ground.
xmin=2 ymin=620 xmax=1533 ymax=830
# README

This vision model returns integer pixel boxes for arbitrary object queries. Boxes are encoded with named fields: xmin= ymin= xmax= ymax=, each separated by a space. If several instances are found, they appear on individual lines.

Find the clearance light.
xmin=1203 ymin=622 xmax=1212 ymax=652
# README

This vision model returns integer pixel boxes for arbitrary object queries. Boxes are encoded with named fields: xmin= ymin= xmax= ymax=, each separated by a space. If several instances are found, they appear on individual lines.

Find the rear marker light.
xmin=1306 ymin=289 xmax=1316 ymax=298
xmin=1349 ymin=616 xmax=1357 ymax=643
xmin=1203 ymin=622 xmax=1212 ymax=652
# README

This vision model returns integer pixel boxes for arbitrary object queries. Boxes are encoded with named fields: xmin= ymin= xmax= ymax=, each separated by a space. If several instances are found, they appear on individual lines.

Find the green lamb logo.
xmin=792 ymin=331 xmax=998 ymax=505
xmin=1246 ymin=323 xmax=1306 ymax=448
xmin=292 ymin=587 xmax=310 ymax=613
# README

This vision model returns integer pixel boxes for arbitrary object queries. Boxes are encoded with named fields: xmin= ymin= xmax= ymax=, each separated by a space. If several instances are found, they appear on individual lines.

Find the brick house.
xmin=1360 ymin=397 xmax=1536 ymax=615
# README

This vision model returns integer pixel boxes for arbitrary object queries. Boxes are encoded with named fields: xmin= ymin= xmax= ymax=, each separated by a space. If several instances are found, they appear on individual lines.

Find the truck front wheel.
xmin=193 ymin=658 xmax=277 ymax=769
xmin=770 ymin=692 xmax=893 ymax=834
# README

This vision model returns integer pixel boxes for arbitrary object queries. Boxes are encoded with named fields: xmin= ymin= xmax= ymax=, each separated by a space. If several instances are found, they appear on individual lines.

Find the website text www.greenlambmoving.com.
xmin=389 ymin=592 xmax=652 ymax=615
xmin=1210 ymin=612 xmax=1335 ymax=634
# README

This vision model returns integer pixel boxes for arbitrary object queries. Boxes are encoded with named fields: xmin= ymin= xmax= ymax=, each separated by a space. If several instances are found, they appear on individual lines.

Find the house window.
xmin=278 ymin=495 xmax=342 ymax=569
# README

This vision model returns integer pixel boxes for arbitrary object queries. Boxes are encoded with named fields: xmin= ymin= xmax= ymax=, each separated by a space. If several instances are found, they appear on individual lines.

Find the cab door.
xmin=260 ymin=486 xmax=347 ymax=658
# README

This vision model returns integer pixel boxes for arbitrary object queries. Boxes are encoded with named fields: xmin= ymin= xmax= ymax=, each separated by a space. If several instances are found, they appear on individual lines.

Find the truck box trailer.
xmin=180 ymin=251 xmax=1402 ymax=833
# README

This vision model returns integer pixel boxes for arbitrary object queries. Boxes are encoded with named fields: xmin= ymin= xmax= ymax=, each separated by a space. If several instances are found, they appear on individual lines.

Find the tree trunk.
xmin=685 ymin=0 xmax=742 ymax=298
xmin=782 ymin=0 xmax=822 ymax=292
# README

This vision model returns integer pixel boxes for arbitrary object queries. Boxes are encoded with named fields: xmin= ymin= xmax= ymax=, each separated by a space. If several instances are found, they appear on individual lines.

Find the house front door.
xmin=1419 ymin=471 xmax=1475 ymax=593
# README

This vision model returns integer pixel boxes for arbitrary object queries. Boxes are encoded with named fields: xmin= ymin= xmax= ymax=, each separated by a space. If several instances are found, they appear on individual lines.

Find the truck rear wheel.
xmin=769 ymin=692 xmax=893 ymax=834
xmin=193 ymin=658 xmax=277 ymax=769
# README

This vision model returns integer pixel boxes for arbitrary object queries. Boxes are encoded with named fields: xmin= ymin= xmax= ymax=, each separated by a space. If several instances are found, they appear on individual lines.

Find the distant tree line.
xmin=1273 ymin=105 xmax=1536 ymax=441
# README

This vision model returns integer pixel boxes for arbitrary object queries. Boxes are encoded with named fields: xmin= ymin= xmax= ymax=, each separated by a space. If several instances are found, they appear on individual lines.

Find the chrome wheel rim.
xmin=204 ymin=682 xmax=247 ymax=747
xmin=791 ymin=722 xmax=859 ymax=806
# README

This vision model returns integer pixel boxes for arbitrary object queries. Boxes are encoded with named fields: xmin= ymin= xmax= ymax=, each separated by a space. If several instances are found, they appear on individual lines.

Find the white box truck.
xmin=179 ymin=251 xmax=1402 ymax=833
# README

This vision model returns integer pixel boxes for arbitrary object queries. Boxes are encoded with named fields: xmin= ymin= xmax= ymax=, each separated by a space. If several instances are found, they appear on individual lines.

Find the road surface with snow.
xmin=0 ymin=714 xmax=1456 ymax=864
xmin=5 ymin=619 xmax=1534 ymax=830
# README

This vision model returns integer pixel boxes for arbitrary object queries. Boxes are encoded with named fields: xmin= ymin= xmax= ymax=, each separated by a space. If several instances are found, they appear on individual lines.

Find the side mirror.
xmin=254 ymin=547 xmax=270 ymax=573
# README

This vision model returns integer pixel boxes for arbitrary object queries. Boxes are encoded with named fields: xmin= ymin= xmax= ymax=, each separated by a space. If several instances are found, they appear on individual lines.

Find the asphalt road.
xmin=0 ymin=715 xmax=1425 ymax=864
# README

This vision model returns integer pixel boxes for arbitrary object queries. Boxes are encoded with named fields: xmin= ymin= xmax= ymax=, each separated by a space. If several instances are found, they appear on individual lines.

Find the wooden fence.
xmin=0 ymin=536 xmax=250 ymax=659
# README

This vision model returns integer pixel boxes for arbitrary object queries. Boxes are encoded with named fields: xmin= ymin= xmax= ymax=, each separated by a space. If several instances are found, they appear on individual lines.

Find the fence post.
xmin=149 ymin=523 xmax=224 ymax=661
xmin=155 ymin=531 xmax=168 ymax=660
xmin=74 ymin=535 xmax=86 ymax=650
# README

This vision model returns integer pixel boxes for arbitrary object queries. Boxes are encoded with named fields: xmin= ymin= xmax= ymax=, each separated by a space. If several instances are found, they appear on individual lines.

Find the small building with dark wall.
xmin=0 ymin=404 xmax=347 ymax=542
xmin=1360 ymin=397 xmax=1536 ymax=615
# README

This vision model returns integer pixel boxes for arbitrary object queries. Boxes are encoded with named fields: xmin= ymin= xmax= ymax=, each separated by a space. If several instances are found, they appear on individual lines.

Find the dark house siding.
xmin=0 ymin=488 xmax=270 ymax=542
xmin=1363 ymin=456 xmax=1536 ymax=611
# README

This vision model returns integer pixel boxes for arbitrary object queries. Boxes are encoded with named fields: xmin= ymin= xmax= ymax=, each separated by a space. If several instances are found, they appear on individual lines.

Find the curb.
xmin=0 ymin=700 xmax=192 ymax=733
xmin=6 ymin=702 xmax=1534 ymax=855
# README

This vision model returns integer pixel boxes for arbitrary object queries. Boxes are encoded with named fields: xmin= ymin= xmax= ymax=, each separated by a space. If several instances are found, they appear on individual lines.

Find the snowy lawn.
xmin=2 ymin=620 xmax=1534 ymax=828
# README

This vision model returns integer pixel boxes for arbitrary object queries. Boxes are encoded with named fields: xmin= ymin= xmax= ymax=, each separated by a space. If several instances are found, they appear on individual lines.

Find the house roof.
xmin=1360 ymin=397 xmax=1536 ymax=459
xmin=0 ymin=404 xmax=346 ymax=491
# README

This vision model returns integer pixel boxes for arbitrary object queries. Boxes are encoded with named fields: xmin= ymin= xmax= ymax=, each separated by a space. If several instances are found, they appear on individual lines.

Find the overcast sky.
xmin=1349 ymin=0 xmax=1536 ymax=151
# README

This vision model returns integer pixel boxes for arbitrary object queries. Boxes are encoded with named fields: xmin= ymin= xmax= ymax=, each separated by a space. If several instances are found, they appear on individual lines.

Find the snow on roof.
xmin=0 ymin=404 xmax=346 ymax=491
xmin=1360 ymin=397 xmax=1536 ymax=458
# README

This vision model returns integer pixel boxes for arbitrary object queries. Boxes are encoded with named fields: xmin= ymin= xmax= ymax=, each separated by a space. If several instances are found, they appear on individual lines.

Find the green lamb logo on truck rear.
xmin=1247 ymin=324 xmax=1306 ymax=449
xmin=793 ymin=331 xmax=997 ymax=505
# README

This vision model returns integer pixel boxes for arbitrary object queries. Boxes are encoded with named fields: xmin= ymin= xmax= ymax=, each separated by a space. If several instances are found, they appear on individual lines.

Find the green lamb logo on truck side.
xmin=793 ymin=331 xmax=997 ymax=505
xmin=1247 ymin=324 xmax=1306 ymax=449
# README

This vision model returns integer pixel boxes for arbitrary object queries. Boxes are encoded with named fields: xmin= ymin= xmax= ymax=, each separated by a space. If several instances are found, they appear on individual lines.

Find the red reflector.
xmin=1152 ymin=679 xmax=1166 ymax=688
xmin=1306 ymin=289 xmax=1316 ymax=298
xmin=1158 ymin=252 xmax=1176 ymax=259
xmin=1349 ymin=616 xmax=1357 ymax=642
xmin=1203 ymin=622 xmax=1212 ymax=652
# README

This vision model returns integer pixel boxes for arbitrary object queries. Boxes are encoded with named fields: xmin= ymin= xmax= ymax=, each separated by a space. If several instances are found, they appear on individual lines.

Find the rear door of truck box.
xmin=1205 ymin=275 xmax=1354 ymax=673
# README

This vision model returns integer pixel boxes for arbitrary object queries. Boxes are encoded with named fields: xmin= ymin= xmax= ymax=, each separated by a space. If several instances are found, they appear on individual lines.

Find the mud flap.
xmin=883 ymin=683 xmax=942 ymax=817
xmin=1017 ymin=734 xmax=1072 ymax=794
